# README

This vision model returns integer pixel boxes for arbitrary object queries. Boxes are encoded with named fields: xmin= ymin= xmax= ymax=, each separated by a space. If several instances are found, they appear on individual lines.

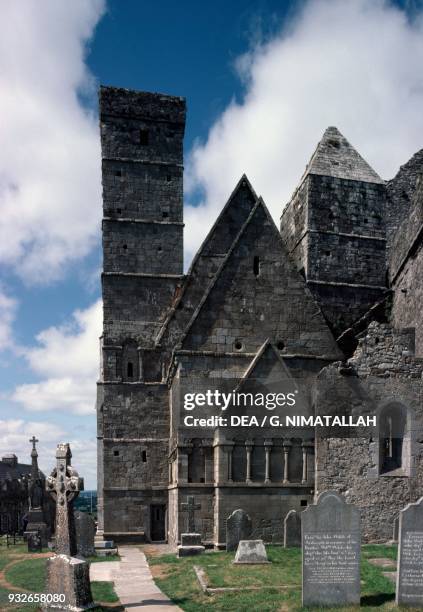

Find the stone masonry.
xmin=96 ymin=85 xmax=423 ymax=547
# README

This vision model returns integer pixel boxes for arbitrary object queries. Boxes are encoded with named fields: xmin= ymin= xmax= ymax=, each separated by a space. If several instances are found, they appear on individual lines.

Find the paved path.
xmin=90 ymin=546 xmax=181 ymax=611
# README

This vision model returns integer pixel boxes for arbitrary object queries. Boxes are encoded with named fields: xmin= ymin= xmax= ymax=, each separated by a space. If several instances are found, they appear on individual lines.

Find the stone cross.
xmin=181 ymin=495 xmax=200 ymax=533
xmin=45 ymin=443 xmax=83 ymax=556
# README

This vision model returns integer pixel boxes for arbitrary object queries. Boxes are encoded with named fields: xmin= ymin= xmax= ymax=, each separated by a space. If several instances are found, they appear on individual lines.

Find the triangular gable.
xmin=180 ymin=197 xmax=342 ymax=359
xmin=156 ymin=175 xmax=258 ymax=346
xmin=236 ymin=339 xmax=294 ymax=387
xmin=300 ymin=126 xmax=384 ymax=185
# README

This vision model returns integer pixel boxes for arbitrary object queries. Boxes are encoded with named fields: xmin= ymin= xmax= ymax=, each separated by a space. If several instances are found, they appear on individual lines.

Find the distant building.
xmin=0 ymin=454 xmax=31 ymax=534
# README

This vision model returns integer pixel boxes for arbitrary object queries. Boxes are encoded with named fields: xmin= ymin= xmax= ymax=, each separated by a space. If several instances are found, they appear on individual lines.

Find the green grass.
xmin=5 ymin=557 xmax=47 ymax=592
xmin=91 ymin=580 xmax=120 ymax=602
xmin=0 ymin=545 xmax=120 ymax=611
xmin=147 ymin=544 xmax=405 ymax=611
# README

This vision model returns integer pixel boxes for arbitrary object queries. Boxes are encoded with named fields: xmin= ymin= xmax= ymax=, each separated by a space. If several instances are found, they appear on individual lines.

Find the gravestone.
xmin=177 ymin=495 xmax=205 ymax=557
xmin=393 ymin=516 xmax=399 ymax=543
xmin=233 ymin=540 xmax=269 ymax=564
xmin=302 ymin=491 xmax=361 ymax=607
xmin=396 ymin=497 xmax=423 ymax=607
xmin=28 ymin=530 xmax=42 ymax=553
xmin=43 ymin=443 xmax=94 ymax=611
xmin=284 ymin=509 xmax=301 ymax=547
xmin=75 ymin=511 xmax=96 ymax=558
xmin=226 ymin=509 xmax=252 ymax=552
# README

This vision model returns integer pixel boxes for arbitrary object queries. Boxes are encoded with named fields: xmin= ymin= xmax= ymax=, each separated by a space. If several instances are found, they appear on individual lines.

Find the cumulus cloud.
xmin=12 ymin=300 xmax=102 ymax=415
xmin=0 ymin=287 xmax=17 ymax=351
xmin=0 ymin=418 xmax=96 ymax=486
xmin=185 ymin=0 xmax=423 ymax=262
xmin=0 ymin=0 xmax=105 ymax=284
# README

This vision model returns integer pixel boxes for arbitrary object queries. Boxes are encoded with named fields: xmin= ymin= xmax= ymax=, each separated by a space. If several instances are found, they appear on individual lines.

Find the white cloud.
xmin=12 ymin=300 xmax=102 ymax=415
xmin=0 ymin=0 xmax=105 ymax=284
xmin=0 ymin=287 xmax=17 ymax=351
xmin=185 ymin=0 xmax=423 ymax=262
xmin=0 ymin=418 xmax=96 ymax=487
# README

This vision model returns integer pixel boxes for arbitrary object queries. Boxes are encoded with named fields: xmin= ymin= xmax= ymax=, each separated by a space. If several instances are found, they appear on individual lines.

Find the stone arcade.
xmin=96 ymin=86 xmax=423 ymax=547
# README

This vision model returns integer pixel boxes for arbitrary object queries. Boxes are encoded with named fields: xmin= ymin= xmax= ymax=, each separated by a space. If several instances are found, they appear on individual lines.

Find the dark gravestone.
xmin=75 ymin=511 xmax=96 ymax=557
xmin=226 ymin=509 xmax=252 ymax=552
xmin=28 ymin=531 xmax=42 ymax=553
xmin=396 ymin=497 xmax=423 ymax=607
xmin=284 ymin=509 xmax=301 ymax=547
xmin=393 ymin=516 xmax=399 ymax=543
xmin=302 ymin=491 xmax=361 ymax=607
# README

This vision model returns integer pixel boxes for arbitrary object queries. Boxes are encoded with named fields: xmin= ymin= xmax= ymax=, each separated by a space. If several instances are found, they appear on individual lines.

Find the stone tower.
xmin=280 ymin=127 xmax=387 ymax=337
xmin=97 ymin=87 xmax=186 ymax=540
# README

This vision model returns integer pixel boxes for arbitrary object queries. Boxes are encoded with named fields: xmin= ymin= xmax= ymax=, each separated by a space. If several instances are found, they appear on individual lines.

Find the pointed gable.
xmin=156 ymin=175 xmax=258 ymax=346
xmin=181 ymin=198 xmax=342 ymax=359
xmin=302 ymin=126 xmax=384 ymax=184
xmin=238 ymin=339 xmax=294 ymax=386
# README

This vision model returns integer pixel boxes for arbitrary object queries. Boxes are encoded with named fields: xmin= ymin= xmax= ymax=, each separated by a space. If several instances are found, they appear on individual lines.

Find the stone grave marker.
xmin=302 ymin=491 xmax=361 ymax=607
xmin=226 ymin=509 xmax=252 ymax=552
xmin=284 ymin=509 xmax=301 ymax=547
xmin=75 ymin=511 xmax=96 ymax=558
xmin=233 ymin=540 xmax=269 ymax=564
xmin=27 ymin=530 xmax=42 ymax=553
xmin=177 ymin=495 xmax=205 ymax=557
xmin=43 ymin=443 xmax=94 ymax=611
xmin=396 ymin=497 xmax=423 ymax=607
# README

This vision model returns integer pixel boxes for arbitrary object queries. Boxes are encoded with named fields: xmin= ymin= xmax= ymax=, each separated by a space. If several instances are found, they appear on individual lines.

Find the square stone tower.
xmin=97 ymin=87 xmax=186 ymax=541
xmin=280 ymin=127 xmax=387 ymax=338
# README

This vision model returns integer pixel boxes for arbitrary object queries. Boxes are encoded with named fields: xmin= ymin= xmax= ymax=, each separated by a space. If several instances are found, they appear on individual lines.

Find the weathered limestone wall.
xmin=315 ymin=323 xmax=423 ymax=542
xmin=280 ymin=171 xmax=387 ymax=337
xmin=98 ymin=86 xmax=186 ymax=539
xmin=390 ymin=178 xmax=423 ymax=355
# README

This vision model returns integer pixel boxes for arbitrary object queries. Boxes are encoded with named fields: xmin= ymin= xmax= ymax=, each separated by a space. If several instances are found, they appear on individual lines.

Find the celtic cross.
xmin=45 ymin=443 xmax=83 ymax=556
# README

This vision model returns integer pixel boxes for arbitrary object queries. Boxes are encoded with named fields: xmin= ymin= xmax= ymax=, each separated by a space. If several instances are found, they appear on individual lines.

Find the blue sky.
xmin=1 ymin=0 xmax=423 ymax=487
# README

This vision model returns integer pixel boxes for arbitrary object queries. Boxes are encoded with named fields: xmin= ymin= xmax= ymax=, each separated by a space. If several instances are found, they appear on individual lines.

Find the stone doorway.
xmin=150 ymin=504 xmax=166 ymax=541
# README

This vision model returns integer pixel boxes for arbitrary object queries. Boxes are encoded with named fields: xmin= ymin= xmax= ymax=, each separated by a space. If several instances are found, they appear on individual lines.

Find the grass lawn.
xmin=147 ymin=544 xmax=404 ymax=611
xmin=0 ymin=543 xmax=120 ymax=611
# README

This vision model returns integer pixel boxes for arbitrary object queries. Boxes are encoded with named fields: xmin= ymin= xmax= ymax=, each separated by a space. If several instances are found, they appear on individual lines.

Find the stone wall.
xmin=315 ymin=323 xmax=423 ymax=541
xmin=390 ymin=178 xmax=423 ymax=355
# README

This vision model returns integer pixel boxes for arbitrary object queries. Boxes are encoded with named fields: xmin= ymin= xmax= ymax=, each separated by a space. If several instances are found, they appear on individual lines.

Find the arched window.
xmin=379 ymin=404 xmax=408 ymax=475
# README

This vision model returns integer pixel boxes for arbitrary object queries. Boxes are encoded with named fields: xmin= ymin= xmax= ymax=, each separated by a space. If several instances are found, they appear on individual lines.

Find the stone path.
xmin=90 ymin=546 xmax=180 ymax=611
xmin=367 ymin=557 xmax=397 ymax=584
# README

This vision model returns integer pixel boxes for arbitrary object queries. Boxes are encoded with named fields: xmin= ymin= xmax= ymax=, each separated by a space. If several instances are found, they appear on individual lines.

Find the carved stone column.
xmin=245 ymin=440 xmax=253 ymax=484
xmin=283 ymin=440 xmax=292 ymax=485
xmin=264 ymin=439 xmax=273 ymax=484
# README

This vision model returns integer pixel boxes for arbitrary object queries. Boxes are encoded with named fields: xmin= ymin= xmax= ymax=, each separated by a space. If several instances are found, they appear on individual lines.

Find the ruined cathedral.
xmin=96 ymin=86 xmax=423 ymax=546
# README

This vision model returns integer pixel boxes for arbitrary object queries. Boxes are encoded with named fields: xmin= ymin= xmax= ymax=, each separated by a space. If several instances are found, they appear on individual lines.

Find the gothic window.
xmin=127 ymin=362 xmax=134 ymax=378
xmin=379 ymin=404 xmax=408 ymax=475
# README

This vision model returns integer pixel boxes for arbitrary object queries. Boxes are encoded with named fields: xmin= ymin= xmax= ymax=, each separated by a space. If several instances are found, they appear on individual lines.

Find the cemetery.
xmin=2 ymin=484 xmax=423 ymax=610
